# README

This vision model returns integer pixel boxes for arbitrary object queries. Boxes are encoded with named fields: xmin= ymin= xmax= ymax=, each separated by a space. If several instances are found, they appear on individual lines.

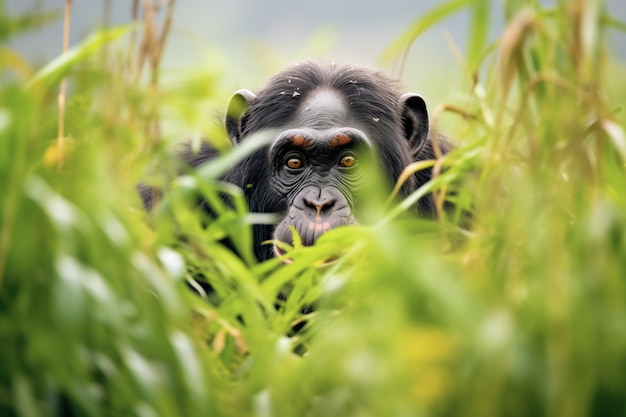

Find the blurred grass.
xmin=2 ymin=1 xmax=626 ymax=416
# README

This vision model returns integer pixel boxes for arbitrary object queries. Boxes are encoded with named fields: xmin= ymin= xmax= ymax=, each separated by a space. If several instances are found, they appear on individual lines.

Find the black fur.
xmin=143 ymin=62 xmax=450 ymax=261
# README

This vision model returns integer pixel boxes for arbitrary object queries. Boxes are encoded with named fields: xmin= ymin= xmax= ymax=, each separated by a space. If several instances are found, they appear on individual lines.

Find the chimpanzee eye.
xmin=286 ymin=158 xmax=302 ymax=169
xmin=339 ymin=155 xmax=356 ymax=168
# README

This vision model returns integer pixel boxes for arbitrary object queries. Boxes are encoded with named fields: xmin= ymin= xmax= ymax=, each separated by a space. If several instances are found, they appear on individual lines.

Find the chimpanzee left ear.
xmin=398 ymin=93 xmax=429 ymax=156
xmin=226 ymin=89 xmax=256 ymax=145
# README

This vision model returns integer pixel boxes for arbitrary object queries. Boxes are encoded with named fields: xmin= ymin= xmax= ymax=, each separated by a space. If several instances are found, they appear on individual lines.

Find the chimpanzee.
xmin=141 ymin=61 xmax=449 ymax=261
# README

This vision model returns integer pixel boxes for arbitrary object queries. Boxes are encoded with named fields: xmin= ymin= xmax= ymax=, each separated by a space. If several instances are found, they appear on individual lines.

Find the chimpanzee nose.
xmin=302 ymin=189 xmax=337 ymax=221
xmin=274 ymin=185 xmax=355 ymax=249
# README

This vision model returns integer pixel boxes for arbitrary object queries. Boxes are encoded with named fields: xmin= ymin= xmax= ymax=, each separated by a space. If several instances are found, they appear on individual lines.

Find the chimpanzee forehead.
xmin=293 ymin=88 xmax=351 ymax=130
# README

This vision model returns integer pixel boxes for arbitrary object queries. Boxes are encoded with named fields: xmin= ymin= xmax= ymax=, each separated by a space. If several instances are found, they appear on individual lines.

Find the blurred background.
xmin=7 ymin=0 xmax=626 ymax=97
xmin=3 ymin=1 xmax=626 ymax=416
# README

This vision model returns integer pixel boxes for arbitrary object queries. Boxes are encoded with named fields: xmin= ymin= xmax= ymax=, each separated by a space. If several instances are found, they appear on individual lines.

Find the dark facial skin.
xmin=268 ymin=90 xmax=370 ymax=251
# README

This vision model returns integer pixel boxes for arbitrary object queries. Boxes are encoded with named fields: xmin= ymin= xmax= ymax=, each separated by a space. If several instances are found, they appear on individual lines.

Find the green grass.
xmin=2 ymin=1 xmax=626 ymax=416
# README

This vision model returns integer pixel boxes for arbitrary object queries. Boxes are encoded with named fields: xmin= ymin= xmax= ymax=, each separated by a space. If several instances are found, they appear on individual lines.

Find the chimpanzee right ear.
xmin=398 ymin=93 xmax=429 ymax=157
xmin=226 ymin=89 xmax=256 ymax=145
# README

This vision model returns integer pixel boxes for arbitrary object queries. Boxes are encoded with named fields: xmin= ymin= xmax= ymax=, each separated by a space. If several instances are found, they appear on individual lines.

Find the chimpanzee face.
xmin=267 ymin=90 xmax=369 ymax=251
xmin=223 ymin=62 xmax=431 ymax=260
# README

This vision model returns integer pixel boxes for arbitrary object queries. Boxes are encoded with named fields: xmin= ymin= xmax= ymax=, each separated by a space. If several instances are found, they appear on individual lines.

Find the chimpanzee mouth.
xmin=272 ymin=243 xmax=339 ymax=266
xmin=272 ymin=216 xmax=358 ymax=265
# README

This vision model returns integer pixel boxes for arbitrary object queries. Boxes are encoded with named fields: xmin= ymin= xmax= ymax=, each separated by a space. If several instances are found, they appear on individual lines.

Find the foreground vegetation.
xmin=2 ymin=0 xmax=626 ymax=416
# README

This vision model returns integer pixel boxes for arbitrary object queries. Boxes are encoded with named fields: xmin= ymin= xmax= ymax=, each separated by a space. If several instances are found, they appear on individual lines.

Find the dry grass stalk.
xmin=134 ymin=0 xmax=176 ymax=86
xmin=131 ymin=0 xmax=176 ymax=141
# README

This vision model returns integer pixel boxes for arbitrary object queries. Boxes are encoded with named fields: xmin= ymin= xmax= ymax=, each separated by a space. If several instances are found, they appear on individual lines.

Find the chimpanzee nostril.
xmin=302 ymin=196 xmax=336 ymax=221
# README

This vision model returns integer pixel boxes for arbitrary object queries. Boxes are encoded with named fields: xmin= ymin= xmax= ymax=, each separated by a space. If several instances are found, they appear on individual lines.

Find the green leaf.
xmin=380 ymin=0 xmax=474 ymax=64
xmin=27 ymin=24 xmax=134 ymax=89
xmin=467 ymin=0 xmax=491 ymax=71
xmin=196 ymin=129 xmax=278 ymax=180
xmin=0 ymin=8 xmax=61 ymax=42
xmin=602 ymin=14 xmax=626 ymax=33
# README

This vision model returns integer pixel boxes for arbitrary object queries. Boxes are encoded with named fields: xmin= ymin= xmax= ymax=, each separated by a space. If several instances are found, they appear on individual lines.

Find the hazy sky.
xmin=8 ymin=1 xmax=626 ymax=62
xmin=6 ymin=0 xmax=626 ymax=95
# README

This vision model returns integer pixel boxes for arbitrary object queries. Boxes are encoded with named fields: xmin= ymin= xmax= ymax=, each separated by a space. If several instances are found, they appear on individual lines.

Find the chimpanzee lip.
xmin=273 ymin=244 xmax=293 ymax=264
xmin=273 ymin=243 xmax=338 ymax=266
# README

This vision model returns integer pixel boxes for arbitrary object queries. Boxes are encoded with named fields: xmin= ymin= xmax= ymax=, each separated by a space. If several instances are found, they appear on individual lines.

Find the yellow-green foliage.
xmin=1 ymin=1 xmax=625 ymax=416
